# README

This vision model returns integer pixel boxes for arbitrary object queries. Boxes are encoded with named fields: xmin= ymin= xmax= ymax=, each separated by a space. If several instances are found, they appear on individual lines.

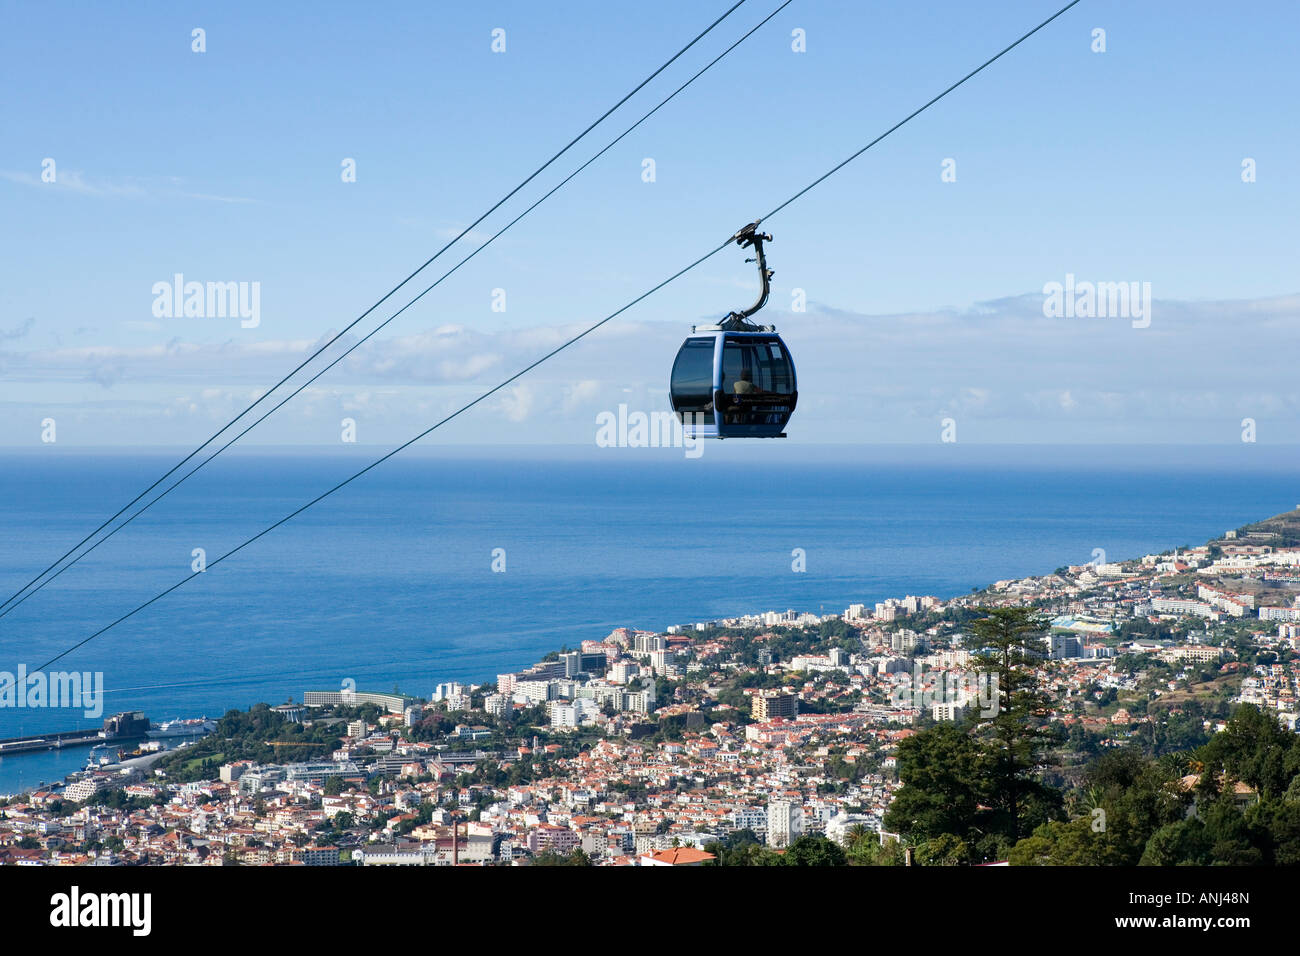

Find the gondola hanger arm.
xmin=721 ymin=221 xmax=775 ymax=331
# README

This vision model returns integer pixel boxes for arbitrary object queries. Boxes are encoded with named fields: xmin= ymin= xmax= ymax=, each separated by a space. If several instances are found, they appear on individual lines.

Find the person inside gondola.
xmin=724 ymin=369 xmax=761 ymax=425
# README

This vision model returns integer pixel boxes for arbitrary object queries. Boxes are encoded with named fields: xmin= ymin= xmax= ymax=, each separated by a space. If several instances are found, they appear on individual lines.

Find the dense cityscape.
xmin=4 ymin=508 xmax=1300 ymax=867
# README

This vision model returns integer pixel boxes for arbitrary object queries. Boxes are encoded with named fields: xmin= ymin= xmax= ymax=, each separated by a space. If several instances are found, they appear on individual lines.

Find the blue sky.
xmin=2 ymin=0 xmax=1298 ymax=446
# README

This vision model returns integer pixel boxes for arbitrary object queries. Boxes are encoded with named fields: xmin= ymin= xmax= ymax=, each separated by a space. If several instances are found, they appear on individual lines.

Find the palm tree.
xmin=845 ymin=823 xmax=871 ymax=850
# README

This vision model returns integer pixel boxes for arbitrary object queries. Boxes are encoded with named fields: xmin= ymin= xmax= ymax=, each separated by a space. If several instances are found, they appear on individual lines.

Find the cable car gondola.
xmin=670 ymin=222 xmax=797 ymax=439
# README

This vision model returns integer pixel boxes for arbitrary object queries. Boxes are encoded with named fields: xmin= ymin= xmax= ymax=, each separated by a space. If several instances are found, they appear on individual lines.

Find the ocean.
xmin=1 ymin=443 xmax=1295 ymax=793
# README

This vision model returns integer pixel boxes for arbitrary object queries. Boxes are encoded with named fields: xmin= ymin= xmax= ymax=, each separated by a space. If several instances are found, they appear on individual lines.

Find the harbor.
xmin=0 ymin=713 xmax=215 ymax=797
xmin=0 ymin=711 xmax=152 ymax=756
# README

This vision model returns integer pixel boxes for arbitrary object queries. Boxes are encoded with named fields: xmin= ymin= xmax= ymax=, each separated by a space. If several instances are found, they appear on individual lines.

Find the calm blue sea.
xmin=1 ymin=443 xmax=1295 ymax=793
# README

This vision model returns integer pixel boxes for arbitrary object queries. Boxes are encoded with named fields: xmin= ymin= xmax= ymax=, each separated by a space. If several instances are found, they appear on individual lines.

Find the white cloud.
xmin=563 ymin=379 xmax=600 ymax=411
xmin=0 ymin=168 xmax=146 ymax=198
xmin=0 ymin=169 xmax=255 ymax=202
xmin=497 ymin=383 xmax=535 ymax=423
xmin=2 ymin=291 xmax=1298 ymax=444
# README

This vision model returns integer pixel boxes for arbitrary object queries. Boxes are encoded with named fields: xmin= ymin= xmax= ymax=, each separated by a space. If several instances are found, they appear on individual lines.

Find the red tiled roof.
xmin=643 ymin=847 xmax=715 ymax=865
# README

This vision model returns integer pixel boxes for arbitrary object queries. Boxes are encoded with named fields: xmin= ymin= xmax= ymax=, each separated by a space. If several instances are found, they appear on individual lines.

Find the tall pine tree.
xmin=968 ymin=606 xmax=1062 ymax=853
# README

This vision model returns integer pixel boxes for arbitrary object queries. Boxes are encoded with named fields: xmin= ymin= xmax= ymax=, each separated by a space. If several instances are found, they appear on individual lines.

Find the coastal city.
xmin=3 ymin=508 xmax=1299 ymax=866
xmin=4 ymin=3 xmax=1291 ymax=943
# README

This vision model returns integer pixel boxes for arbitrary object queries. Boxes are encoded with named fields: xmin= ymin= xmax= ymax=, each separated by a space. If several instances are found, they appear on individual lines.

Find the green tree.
xmin=968 ymin=606 xmax=1062 ymax=845
xmin=1009 ymin=816 xmax=1129 ymax=866
xmin=780 ymin=834 xmax=847 ymax=866
xmin=883 ymin=723 xmax=983 ymax=843
xmin=844 ymin=833 xmax=905 ymax=866
xmin=1253 ymin=799 xmax=1300 ymax=865
xmin=705 ymin=829 xmax=781 ymax=866
xmin=1199 ymin=704 xmax=1297 ymax=800
xmin=914 ymin=833 xmax=973 ymax=866
xmin=1201 ymin=793 xmax=1264 ymax=865
xmin=532 ymin=849 xmax=592 ymax=866
xmin=1138 ymin=819 xmax=1211 ymax=865
xmin=1079 ymin=748 xmax=1189 ymax=864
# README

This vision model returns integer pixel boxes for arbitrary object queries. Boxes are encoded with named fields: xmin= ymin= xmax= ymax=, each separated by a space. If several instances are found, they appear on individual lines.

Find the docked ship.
xmin=147 ymin=717 xmax=216 ymax=740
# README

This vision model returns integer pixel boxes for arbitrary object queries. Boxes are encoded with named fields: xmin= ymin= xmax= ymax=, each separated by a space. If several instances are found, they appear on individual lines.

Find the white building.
xmin=432 ymin=682 xmax=465 ymax=702
xmin=826 ymin=811 xmax=879 ymax=846
xmin=63 ymin=778 xmax=107 ymax=803
xmin=548 ymin=699 xmax=597 ymax=729
xmin=513 ymin=680 xmax=555 ymax=705
xmin=625 ymin=689 xmax=656 ymax=714
xmin=931 ymin=701 xmax=967 ymax=722
xmin=1150 ymin=597 xmax=1216 ymax=619
xmin=766 ymin=800 xmax=804 ymax=848
xmin=633 ymin=633 xmax=666 ymax=655
xmin=1260 ymin=606 xmax=1300 ymax=623
xmin=647 ymin=649 xmax=676 ymax=673
xmin=609 ymin=661 xmax=638 ymax=684
xmin=732 ymin=806 xmax=768 ymax=832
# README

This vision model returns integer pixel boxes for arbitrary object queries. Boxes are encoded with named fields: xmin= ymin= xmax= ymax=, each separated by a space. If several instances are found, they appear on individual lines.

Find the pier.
xmin=0 ymin=729 xmax=105 ymax=755
xmin=0 ymin=712 xmax=152 ymax=756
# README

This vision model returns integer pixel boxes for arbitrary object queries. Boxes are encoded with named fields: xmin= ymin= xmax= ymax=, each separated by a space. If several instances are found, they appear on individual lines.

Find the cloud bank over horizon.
xmin=2 ymin=289 xmax=1298 ymax=447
